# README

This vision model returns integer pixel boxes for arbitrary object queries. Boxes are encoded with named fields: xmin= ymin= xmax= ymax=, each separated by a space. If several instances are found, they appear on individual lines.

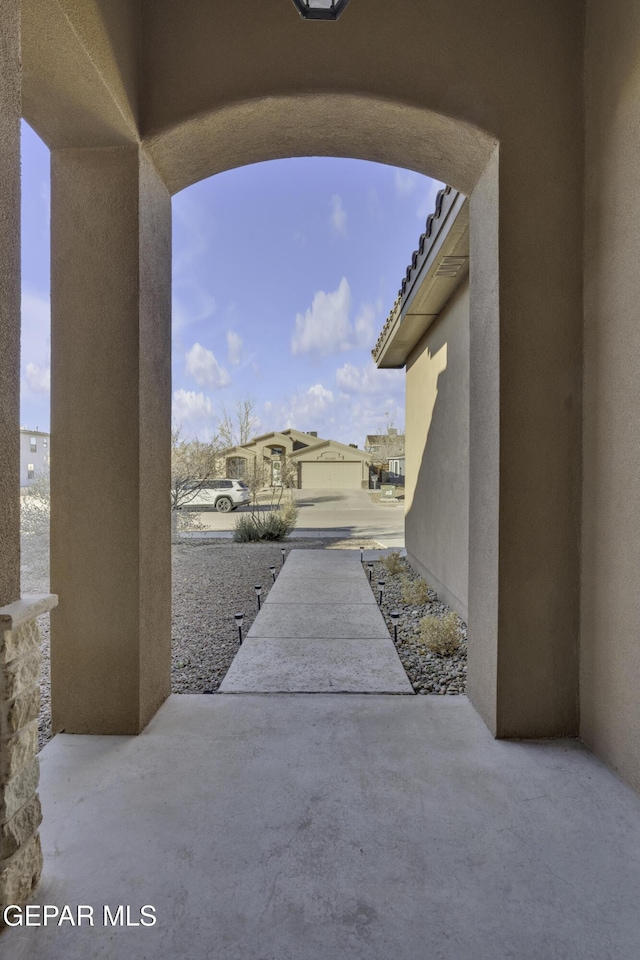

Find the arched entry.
xmin=9 ymin=0 xmax=582 ymax=744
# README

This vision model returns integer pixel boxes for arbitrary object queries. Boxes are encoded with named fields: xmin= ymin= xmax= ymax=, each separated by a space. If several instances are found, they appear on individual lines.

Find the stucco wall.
xmin=405 ymin=281 xmax=470 ymax=620
xmin=0 ymin=0 xmax=21 ymax=606
xmin=581 ymin=0 xmax=640 ymax=791
xmin=17 ymin=0 xmax=585 ymax=741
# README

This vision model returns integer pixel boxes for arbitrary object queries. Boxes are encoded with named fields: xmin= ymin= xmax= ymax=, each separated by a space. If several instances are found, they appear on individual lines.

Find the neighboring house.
xmin=364 ymin=429 xmax=405 ymax=466
xmin=388 ymin=456 xmax=405 ymax=478
xmin=224 ymin=428 xmax=370 ymax=489
xmin=224 ymin=428 xmax=324 ymax=485
xmin=20 ymin=428 xmax=50 ymax=487
xmin=290 ymin=439 xmax=371 ymax=489
xmin=372 ymin=186 xmax=469 ymax=619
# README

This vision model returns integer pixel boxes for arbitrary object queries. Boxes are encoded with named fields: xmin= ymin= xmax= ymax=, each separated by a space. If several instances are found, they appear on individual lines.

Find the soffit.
xmin=372 ymin=188 xmax=469 ymax=369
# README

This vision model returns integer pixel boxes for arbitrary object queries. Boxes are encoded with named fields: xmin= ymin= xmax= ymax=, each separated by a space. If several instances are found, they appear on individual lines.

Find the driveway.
xmin=186 ymin=488 xmax=405 ymax=548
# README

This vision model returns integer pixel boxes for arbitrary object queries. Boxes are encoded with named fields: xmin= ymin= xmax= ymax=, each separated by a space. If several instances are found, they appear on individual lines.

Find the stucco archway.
xmin=8 ymin=0 xmax=583 ymax=744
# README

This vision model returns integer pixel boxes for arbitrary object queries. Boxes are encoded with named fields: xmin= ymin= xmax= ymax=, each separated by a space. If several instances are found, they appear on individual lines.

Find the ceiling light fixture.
xmin=291 ymin=0 xmax=352 ymax=21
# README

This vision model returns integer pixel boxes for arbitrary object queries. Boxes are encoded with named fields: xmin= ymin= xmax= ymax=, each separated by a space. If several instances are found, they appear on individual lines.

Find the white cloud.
xmin=291 ymin=277 xmax=352 ymax=357
xmin=263 ymin=371 xmax=404 ymax=448
xmin=172 ymin=388 xmax=213 ymax=424
xmin=25 ymin=362 xmax=50 ymax=394
xmin=335 ymin=361 xmax=405 ymax=395
xmin=226 ymin=330 xmax=243 ymax=367
xmin=291 ymin=282 xmax=386 ymax=357
xmin=330 ymin=194 xmax=347 ymax=236
xmin=263 ymin=383 xmax=336 ymax=436
xmin=353 ymin=298 xmax=384 ymax=349
xmin=185 ymin=342 xmax=230 ymax=388
xmin=306 ymin=383 xmax=335 ymax=407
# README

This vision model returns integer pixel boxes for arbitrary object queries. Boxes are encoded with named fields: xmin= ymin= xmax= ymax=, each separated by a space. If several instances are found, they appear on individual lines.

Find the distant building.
xmin=364 ymin=427 xmax=404 ymax=483
xmin=20 ymin=428 xmax=50 ymax=487
xmin=224 ymin=428 xmax=371 ymax=489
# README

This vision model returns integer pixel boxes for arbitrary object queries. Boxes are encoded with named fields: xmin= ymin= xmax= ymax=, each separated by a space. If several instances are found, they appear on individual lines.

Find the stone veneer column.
xmin=0 ymin=596 xmax=57 ymax=916
xmin=50 ymin=146 xmax=172 ymax=735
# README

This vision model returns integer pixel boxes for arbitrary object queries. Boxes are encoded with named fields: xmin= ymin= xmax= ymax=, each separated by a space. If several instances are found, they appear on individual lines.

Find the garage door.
xmin=300 ymin=461 xmax=362 ymax=489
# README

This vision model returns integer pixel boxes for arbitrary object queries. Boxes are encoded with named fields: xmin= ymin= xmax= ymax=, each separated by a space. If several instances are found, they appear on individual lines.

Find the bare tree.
xmin=233 ymin=451 xmax=299 ymax=542
xmin=372 ymin=412 xmax=405 ymax=466
xmin=171 ymin=426 xmax=224 ymax=510
xmin=218 ymin=398 xmax=260 ymax=449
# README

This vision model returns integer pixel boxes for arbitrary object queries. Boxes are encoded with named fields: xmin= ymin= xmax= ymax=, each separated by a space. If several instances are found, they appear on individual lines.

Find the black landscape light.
xmin=390 ymin=610 xmax=401 ymax=644
xmin=281 ymin=547 xmax=286 ymax=567
xmin=270 ymin=564 xmax=277 ymax=582
xmin=367 ymin=561 xmax=374 ymax=582
xmin=291 ymin=0 xmax=352 ymax=21
xmin=377 ymin=578 xmax=385 ymax=606
xmin=360 ymin=545 xmax=365 ymax=563
xmin=234 ymin=612 xmax=244 ymax=645
xmin=255 ymin=584 xmax=262 ymax=611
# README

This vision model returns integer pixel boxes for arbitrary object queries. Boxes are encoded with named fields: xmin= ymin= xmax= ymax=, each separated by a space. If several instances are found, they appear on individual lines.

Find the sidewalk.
xmin=219 ymin=549 xmax=413 ymax=694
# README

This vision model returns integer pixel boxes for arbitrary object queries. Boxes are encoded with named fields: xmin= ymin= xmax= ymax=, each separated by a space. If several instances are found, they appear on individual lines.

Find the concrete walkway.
xmin=219 ymin=550 xmax=413 ymax=694
xmin=2 ymin=550 xmax=640 ymax=959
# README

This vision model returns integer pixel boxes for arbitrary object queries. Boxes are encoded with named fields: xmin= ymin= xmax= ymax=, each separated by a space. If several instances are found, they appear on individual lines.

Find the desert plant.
xmin=418 ymin=612 xmax=462 ymax=657
xmin=381 ymin=551 xmax=405 ymax=576
xmin=233 ymin=497 xmax=299 ymax=542
xmin=175 ymin=510 xmax=207 ymax=537
xmin=401 ymin=576 xmax=431 ymax=605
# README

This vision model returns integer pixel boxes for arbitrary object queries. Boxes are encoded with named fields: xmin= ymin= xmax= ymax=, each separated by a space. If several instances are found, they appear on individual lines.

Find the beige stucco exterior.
xmin=292 ymin=440 xmax=371 ymax=489
xmin=405 ymin=281 xmax=470 ymax=620
xmin=225 ymin=432 xmax=370 ymax=489
xmin=580 ymin=0 xmax=640 ymax=791
xmin=2 ymin=0 xmax=640 ymax=908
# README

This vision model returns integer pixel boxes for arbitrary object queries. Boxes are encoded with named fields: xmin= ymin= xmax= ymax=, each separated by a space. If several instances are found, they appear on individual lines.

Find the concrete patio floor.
xmin=2 ymin=695 xmax=640 ymax=959
xmin=3 ymin=550 xmax=640 ymax=959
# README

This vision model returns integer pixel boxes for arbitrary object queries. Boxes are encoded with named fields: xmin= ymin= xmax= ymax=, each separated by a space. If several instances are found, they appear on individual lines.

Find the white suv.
xmin=181 ymin=479 xmax=251 ymax=513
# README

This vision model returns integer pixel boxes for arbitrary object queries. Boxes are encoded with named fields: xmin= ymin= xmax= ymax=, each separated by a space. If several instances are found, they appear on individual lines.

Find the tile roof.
xmin=372 ymin=184 xmax=453 ymax=363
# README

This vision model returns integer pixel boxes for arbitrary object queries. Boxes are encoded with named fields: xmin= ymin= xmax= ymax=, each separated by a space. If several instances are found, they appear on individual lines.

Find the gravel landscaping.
xmin=25 ymin=538 xmax=465 ymax=752
xmin=364 ymin=555 xmax=467 ymax=695
xmin=25 ymin=538 xmax=382 ymax=751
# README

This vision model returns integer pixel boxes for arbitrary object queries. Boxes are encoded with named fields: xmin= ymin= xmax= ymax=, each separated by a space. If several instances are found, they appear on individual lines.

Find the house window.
xmin=27 ymin=464 xmax=35 ymax=480
xmin=30 ymin=436 xmax=37 ymax=452
xmin=43 ymin=439 xmax=48 ymax=449
xmin=227 ymin=457 xmax=247 ymax=479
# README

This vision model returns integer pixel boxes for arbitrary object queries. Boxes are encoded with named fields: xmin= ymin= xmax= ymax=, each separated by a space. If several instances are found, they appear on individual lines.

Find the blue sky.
xmin=20 ymin=121 xmax=442 ymax=446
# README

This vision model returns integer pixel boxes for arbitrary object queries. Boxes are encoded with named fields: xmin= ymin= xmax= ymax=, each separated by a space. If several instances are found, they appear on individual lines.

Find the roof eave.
xmin=373 ymin=189 xmax=469 ymax=369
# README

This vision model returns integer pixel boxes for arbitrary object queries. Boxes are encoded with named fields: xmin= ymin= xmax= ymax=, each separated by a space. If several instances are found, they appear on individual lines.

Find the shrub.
xmin=175 ymin=510 xmax=206 ymax=535
xmin=381 ymin=551 xmax=405 ymax=576
xmin=401 ymin=576 xmax=431 ymax=605
xmin=418 ymin=612 xmax=462 ymax=657
xmin=233 ymin=499 xmax=299 ymax=542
